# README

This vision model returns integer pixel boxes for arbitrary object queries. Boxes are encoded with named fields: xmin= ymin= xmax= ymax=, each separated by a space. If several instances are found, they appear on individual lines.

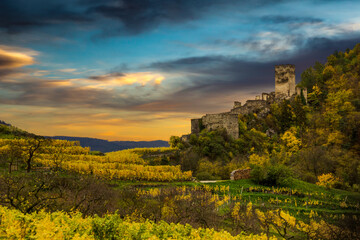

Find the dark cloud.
xmin=0 ymin=0 xmax=287 ymax=36
xmin=261 ymin=15 xmax=323 ymax=24
xmin=0 ymin=79 xmax=141 ymax=109
xmin=0 ymin=0 xmax=91 ymax=34
xmin=87 ymin=0 xmax=285 ymax=35
xmin=151 ymin=36 xmax=360 ymax=85
xmin=89 ymin=72 xmax=124 ymax=81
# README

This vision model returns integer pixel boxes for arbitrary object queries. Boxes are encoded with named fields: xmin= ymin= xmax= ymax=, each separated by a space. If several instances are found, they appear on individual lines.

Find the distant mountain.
xmin=49 ymin=136 xmax=169 ymax=153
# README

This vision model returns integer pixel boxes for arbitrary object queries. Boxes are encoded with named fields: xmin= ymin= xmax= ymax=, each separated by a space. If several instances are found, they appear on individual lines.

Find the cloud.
xmin=0 ymin=45 xmax=165 ymax=110
xmin=0 ymin=0 xmax=91 ymax=34
xmin=261 ymin=15 xmax=323 ymax=24
xmin=88 ymin=72 xmax=124 ymax=81
xmin=0 ymin=0 xmax=285 ymax=36
xmin=0 ymin=45 xmax=36 ymax=69
xmin=86 ymin=0 xmax=287 ymax=35
xmin=58 ymin=68 xmax=77 ymax=73
xmin=88 ymin=72 xmax=164 ymax=86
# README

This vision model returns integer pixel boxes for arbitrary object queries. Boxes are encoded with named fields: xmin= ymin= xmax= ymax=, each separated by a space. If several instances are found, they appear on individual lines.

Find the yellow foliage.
xmin=0 ymin=205 xmax=277 ymax=240
xmin=249 ymin=154 xmax=269 ymax=167
xmin=316 ymin=173 xmax=340 ymax=189
xmin=326 ymin=131 xmax=345 ymax=146
xmin=281 ymin=127 xmax=301 ymax=154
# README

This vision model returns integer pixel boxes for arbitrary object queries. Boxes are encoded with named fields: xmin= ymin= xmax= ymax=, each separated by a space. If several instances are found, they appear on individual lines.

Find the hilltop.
xmin=0 ymin=121 xmax=38 ymax=139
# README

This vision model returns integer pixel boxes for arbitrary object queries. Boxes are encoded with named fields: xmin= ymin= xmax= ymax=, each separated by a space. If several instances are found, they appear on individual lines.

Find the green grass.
xmin=201 ymin=179 xmax=360 ymax=222
xmin=115 ymin=178 xmax=360 ymax=223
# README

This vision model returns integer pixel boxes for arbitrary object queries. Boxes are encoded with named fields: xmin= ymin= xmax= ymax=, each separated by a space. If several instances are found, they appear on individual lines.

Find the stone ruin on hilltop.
xmin=186 ymin=64 xmax=307 ymax=140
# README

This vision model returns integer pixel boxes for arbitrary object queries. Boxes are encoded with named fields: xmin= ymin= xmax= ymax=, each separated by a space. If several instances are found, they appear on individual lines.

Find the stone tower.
xmin=275 ymin=64 xmax=295 ymax=99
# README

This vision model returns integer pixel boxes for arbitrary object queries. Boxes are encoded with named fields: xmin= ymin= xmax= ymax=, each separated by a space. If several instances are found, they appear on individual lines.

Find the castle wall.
xmin=191 ymin=118 xmax=202 ymax=134
xmin=231 ymin=100 xmax=267 ymax=115
xmin=233 ymin=101 xmax=242 ymax=108
xmin=275 ymin=64 xmax=295 ymax=99
xmin=201 ymin=113 xmax=239 ymax=139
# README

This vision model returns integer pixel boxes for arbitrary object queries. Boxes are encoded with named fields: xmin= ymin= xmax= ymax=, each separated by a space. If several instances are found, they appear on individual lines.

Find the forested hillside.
xmin=170 ymin=43 xmax=360 ymax=190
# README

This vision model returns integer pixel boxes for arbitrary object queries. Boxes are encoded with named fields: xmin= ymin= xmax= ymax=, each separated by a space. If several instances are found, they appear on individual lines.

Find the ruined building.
xmin=188 ymin=64 xmax=307 ymax=139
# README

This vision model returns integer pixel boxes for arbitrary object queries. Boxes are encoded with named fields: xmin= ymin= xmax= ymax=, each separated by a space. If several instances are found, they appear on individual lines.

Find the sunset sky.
xmin=0 ymin=0 xmax=360 ymax=141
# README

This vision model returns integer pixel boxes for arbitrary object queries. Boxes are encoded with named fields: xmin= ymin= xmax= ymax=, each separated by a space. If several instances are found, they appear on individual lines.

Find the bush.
xmin=267 ymin=164 xmax=293 ymax=186
xmin=251 ymin=164 xmax=293 ymax=187
xmin=90 ymin=151 xmax=105 ymax=156
xmin=250 ymin=165 xmax=268 ymax=184
xmin=316 ymin=173 xmax=340 ymax=189
xmin=196 ymin=171 xmax=221 ymax=180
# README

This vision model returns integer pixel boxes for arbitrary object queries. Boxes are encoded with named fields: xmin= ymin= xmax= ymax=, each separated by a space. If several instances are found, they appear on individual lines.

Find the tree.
xmin=0 ymin=139 xmax=23 ymax=173
xmin=21 ymin=138 xmax=46 ymax=173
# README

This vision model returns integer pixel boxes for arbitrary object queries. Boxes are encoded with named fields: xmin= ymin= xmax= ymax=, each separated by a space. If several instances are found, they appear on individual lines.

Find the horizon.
xmin=0 ymin=0 xmax=360 ymax=141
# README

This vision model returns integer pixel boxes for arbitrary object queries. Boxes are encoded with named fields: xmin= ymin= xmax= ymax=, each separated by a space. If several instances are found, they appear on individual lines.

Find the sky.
xmin=0 ymin=0 xmax=359 ymax=141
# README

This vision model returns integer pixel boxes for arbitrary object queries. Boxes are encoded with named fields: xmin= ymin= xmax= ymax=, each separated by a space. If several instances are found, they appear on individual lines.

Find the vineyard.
xmin=1 ymin=182 xmax=358 ymax=239
xmin=0 ymin=139 xmax=191 ymax=182
xmin=0 ymin=205 xmax=277 ymax=240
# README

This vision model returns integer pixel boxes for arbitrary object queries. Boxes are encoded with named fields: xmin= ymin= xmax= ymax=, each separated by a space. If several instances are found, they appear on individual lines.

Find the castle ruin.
xmin=187 ymin=64 xmax=307 ymax=139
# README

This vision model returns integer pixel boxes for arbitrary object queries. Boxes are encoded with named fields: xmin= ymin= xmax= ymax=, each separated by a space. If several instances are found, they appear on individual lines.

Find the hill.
xmin=49 ymin=136 xmax=169 ymax=152
xmin=0 ymin=120 xmax=38 ymax=139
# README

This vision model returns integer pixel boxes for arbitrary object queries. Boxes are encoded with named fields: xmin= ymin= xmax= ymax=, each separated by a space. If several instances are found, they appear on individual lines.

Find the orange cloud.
xmin=89 ymin=72 xmax=165 ymax=87
xmin=117 ymin=72 xmax=164 ymax=86
xmin=45 ymin=81 xmax=73 ymax=87
xmin=0 ymin=46 xmax=36 ymax=69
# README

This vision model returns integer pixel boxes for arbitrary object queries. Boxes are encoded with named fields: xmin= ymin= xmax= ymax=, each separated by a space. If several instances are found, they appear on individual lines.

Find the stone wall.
xmin=233 ymin=101 xmax=242 ymax=108
xmin=275 ymin=64 xmax=295 ymax=99
xmin=191 ymin=118 xmax=202 ymax=134
xmin=201 ymin=113 xmax=239 ymax=139
xmin=230 ymin=100 xmax=268 ymax=115
xmin=230 ymin=169 xmax=251 ymax=180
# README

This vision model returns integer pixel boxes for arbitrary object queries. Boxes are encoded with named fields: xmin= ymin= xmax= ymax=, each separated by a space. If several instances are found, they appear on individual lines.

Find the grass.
xmin=114 ymin=178 xmax=360 ymax=223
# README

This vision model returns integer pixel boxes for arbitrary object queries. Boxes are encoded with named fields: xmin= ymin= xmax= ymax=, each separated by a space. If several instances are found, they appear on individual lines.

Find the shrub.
xmin=251 ymin=164 xmax=293 ymax=187
xmin=196 ymin=171 xmax=220 ymax=180
xmin=316 ymin=173 xmax=340 ymax=189
xmin=250 ymin=165 xmax=268 ymax=184
xmin=266 ymin=164 xmax=293 ymax=186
